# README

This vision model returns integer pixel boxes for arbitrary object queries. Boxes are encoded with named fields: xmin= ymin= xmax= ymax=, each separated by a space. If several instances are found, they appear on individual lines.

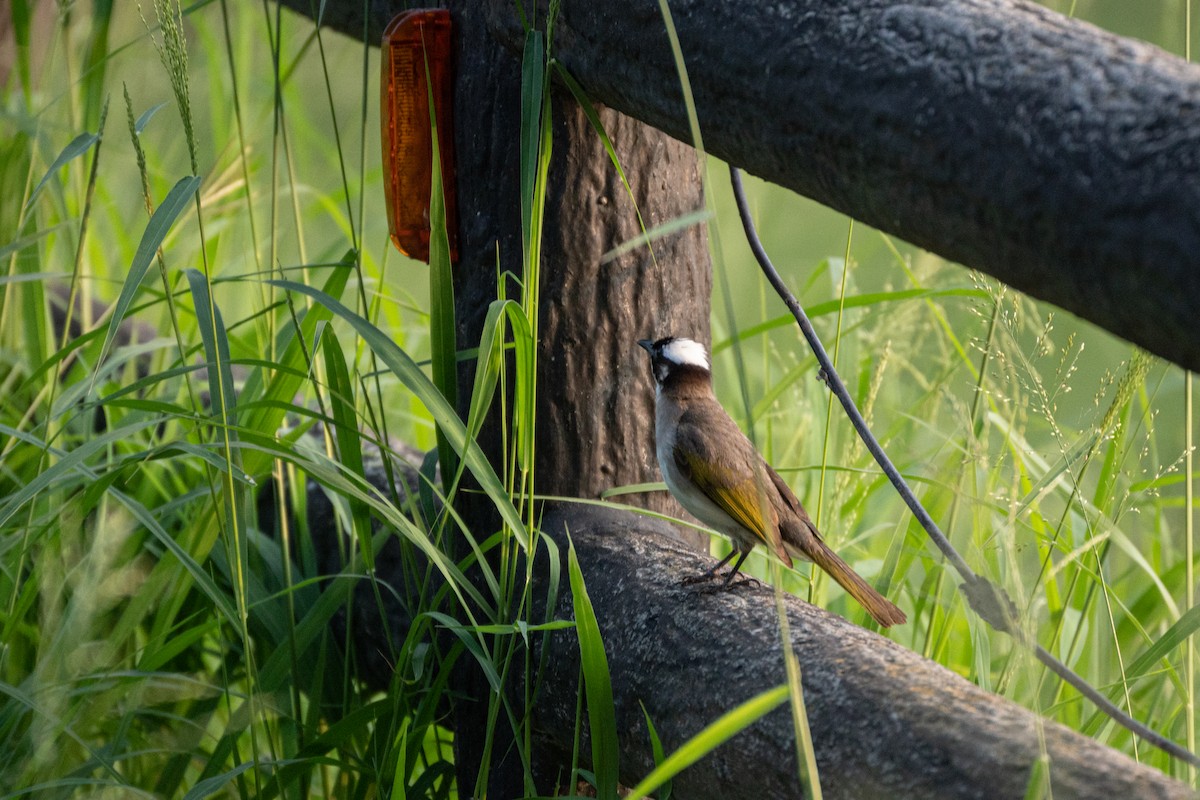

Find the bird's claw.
xmin=681 ymin=571 xmax=759 ymax=591
xmin=724 ymin=574 xmax=760 ymax=590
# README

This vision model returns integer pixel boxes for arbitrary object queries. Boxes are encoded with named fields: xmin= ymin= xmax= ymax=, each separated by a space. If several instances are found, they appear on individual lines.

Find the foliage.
xmin=0 ymin=0 xmax=1195 ymax=797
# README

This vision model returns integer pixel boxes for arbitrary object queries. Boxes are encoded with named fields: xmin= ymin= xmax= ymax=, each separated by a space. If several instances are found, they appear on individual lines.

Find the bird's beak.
xmin=637 ymin=339 xmax=654 ymax=354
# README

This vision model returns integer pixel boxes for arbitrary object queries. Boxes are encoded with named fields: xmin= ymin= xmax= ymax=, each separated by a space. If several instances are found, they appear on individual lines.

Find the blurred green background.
xmin=2 ymin=0 xmax=1198 ymax=794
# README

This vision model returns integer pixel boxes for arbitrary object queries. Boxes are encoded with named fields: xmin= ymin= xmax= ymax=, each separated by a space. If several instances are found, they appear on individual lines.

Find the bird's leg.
xmin=681 ymin=549 xmax=739 ymax=586
xmin=720 ymin=550 xmax=754 ymax=589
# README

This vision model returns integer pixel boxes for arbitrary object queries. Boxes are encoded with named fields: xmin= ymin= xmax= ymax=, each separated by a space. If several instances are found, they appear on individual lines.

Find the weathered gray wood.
xmin=279 ymin=0 xmax=1200 ymax=370
xmin=535 ymin=105 xmax=713 ymax=510
xmin=531 ymin=503 xmax=1193 ymax=800
xmin=445 ymin=3 xmax=714 ymax=794
xmin=269 ymin=1 xmax=1200 ymax=795
xmin=282 ymin=461 xmax=1195 ymax=797
xmin=444 ymin=5 xmax=711 ymax=524
xmin=487 ymin=0 xmax=1200 ymax=372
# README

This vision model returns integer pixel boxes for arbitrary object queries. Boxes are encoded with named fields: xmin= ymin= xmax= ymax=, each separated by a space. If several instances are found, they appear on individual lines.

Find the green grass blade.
xmin=231 ymin=435 xmax=496 ymax=621
xmin=427 ymin=49 xmax=458 ymax=489
xmin=0 ymin=422 xmax=240 ymax=624
xmin=519 ymin=30 xmax=546 ymax=264
xmin=1022 ymin=753 xmax=1051 ymax=800
xmin=599 ymin=209 xmax=713 ymax=264
xmin=423 ymin=610 xmax=505 ymax=693
xmin=81 ymin=0 xmax=114 ymax=129
xmin=97 ymin=174 xmax=200 ymax=371
xmin=254 ymin=573 xmax=360 ymax=692
xmin=568 ymin=538 xmax=619 ymax=800
xmin=1080 ymin=602 xmax=1200 ymax=737
xmin=264 ymin=278 xmax=529 ymax=549
xmin=0 ymin=224 xmax=68 ymax=262
xmin=625 ymin=685 xmax=790 ymax=800
xmin=0 ymin=420 xmax=156 ymax=529
xmin=181 ymin=760 xmax=260 ymax=800
xmin=108 ymin=485 xmax=240 ymax=626
xmin=319 ymin=326 xmax=372 ymax=551
xmin=712 ymin=287 xmax=988 ymax=354
xmin=9 ymin=0 xmax=32 ymax=102
xmin=24 ymin=131 xmax=99 ymax=212
xmin=640 ymin=702 xmax=671 ymax=800
xmin=237 ymin=253 xmax=352 ymax=476
xmin=133 ymin=100 xmax=168 ymax=134
xmin=185 ymin=268 xmax=238 ymax=430
xmin=462 ymin=298 xmax=534 ymax=482
xmin=462 ymin=300 xmax=512 ymax=446
xmin=774 ymin=567 xmax=822 ymax=798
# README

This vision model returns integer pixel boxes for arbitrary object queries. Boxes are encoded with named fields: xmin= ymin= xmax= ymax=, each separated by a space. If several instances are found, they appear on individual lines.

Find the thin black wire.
xmin=729 ymin=164 xmax=1200 ymax=768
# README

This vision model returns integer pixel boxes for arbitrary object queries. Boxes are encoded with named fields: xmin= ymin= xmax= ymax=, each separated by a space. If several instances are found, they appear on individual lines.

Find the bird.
xmin=637 ymin=335 xmax=906 ymax=627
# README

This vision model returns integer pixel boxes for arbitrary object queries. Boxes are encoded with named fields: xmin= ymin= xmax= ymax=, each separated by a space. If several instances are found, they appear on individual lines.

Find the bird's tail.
xmin=784 ymin=538 xmax=907 ymax=628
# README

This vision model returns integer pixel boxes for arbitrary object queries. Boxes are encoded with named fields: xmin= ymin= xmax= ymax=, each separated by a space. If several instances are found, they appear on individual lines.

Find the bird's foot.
xmin=722 ymin=574 xmax=760 ymax=591
xmin=682 ymin=571 xmax=760 ymax=592
xmin=681 ymin=571 xmax=720 ymax=587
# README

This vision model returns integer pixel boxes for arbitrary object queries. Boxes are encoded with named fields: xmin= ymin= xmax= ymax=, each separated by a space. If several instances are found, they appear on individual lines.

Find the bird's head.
xmin=637 ymin=336 xmax=711 ymax=388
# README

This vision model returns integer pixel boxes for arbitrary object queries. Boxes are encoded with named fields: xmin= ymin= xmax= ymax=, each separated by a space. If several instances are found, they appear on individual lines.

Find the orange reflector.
xmin=381 ymin=10 xmax=458 ymax=263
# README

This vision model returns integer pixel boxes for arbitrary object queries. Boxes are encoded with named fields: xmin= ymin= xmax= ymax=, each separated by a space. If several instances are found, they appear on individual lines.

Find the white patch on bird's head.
xmin=639 ymin=336 xmax=711 ymax=388
xmin=658 ymin=337 xmax=709 ymax=370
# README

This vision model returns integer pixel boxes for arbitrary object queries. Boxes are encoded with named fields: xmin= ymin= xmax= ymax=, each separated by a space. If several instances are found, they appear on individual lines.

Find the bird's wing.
xmin=764 ymin=462 xmax=822 ymax=542
xmin=672 ymin=404 xmax=787 ymax=558
xmin=767 ymin=463 xmax=907 ymax=627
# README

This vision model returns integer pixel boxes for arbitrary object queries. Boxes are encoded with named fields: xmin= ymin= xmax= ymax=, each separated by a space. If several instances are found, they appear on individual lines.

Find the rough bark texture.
xmin=268 ymin=1 xmax=1198 ymax=796
xmin=446 ymin=6 xmax=712 ymax=522
xmin=486 ymin=0 xmax=1200 ymax=371
xmin=445 ymin=3 xmax=713 ymax=794
xmin=531 ymin=503 xmax=1193 ymax=800
xmin=276 ymin=457 xmax=1195 ymax=798
xmin=537 ymin=107 xmax=712 ymax=507
xmin=278 ymin=0 xmax=1200 ymax=371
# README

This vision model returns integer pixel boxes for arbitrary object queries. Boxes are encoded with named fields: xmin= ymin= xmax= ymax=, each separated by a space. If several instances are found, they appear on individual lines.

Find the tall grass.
xmin=0 ymin=0 xmax=1196 ymax=797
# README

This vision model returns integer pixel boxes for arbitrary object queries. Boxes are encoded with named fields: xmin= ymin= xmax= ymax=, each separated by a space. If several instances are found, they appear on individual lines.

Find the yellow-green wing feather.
xmin=672 ymin=404 xmax=787 ymax=559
